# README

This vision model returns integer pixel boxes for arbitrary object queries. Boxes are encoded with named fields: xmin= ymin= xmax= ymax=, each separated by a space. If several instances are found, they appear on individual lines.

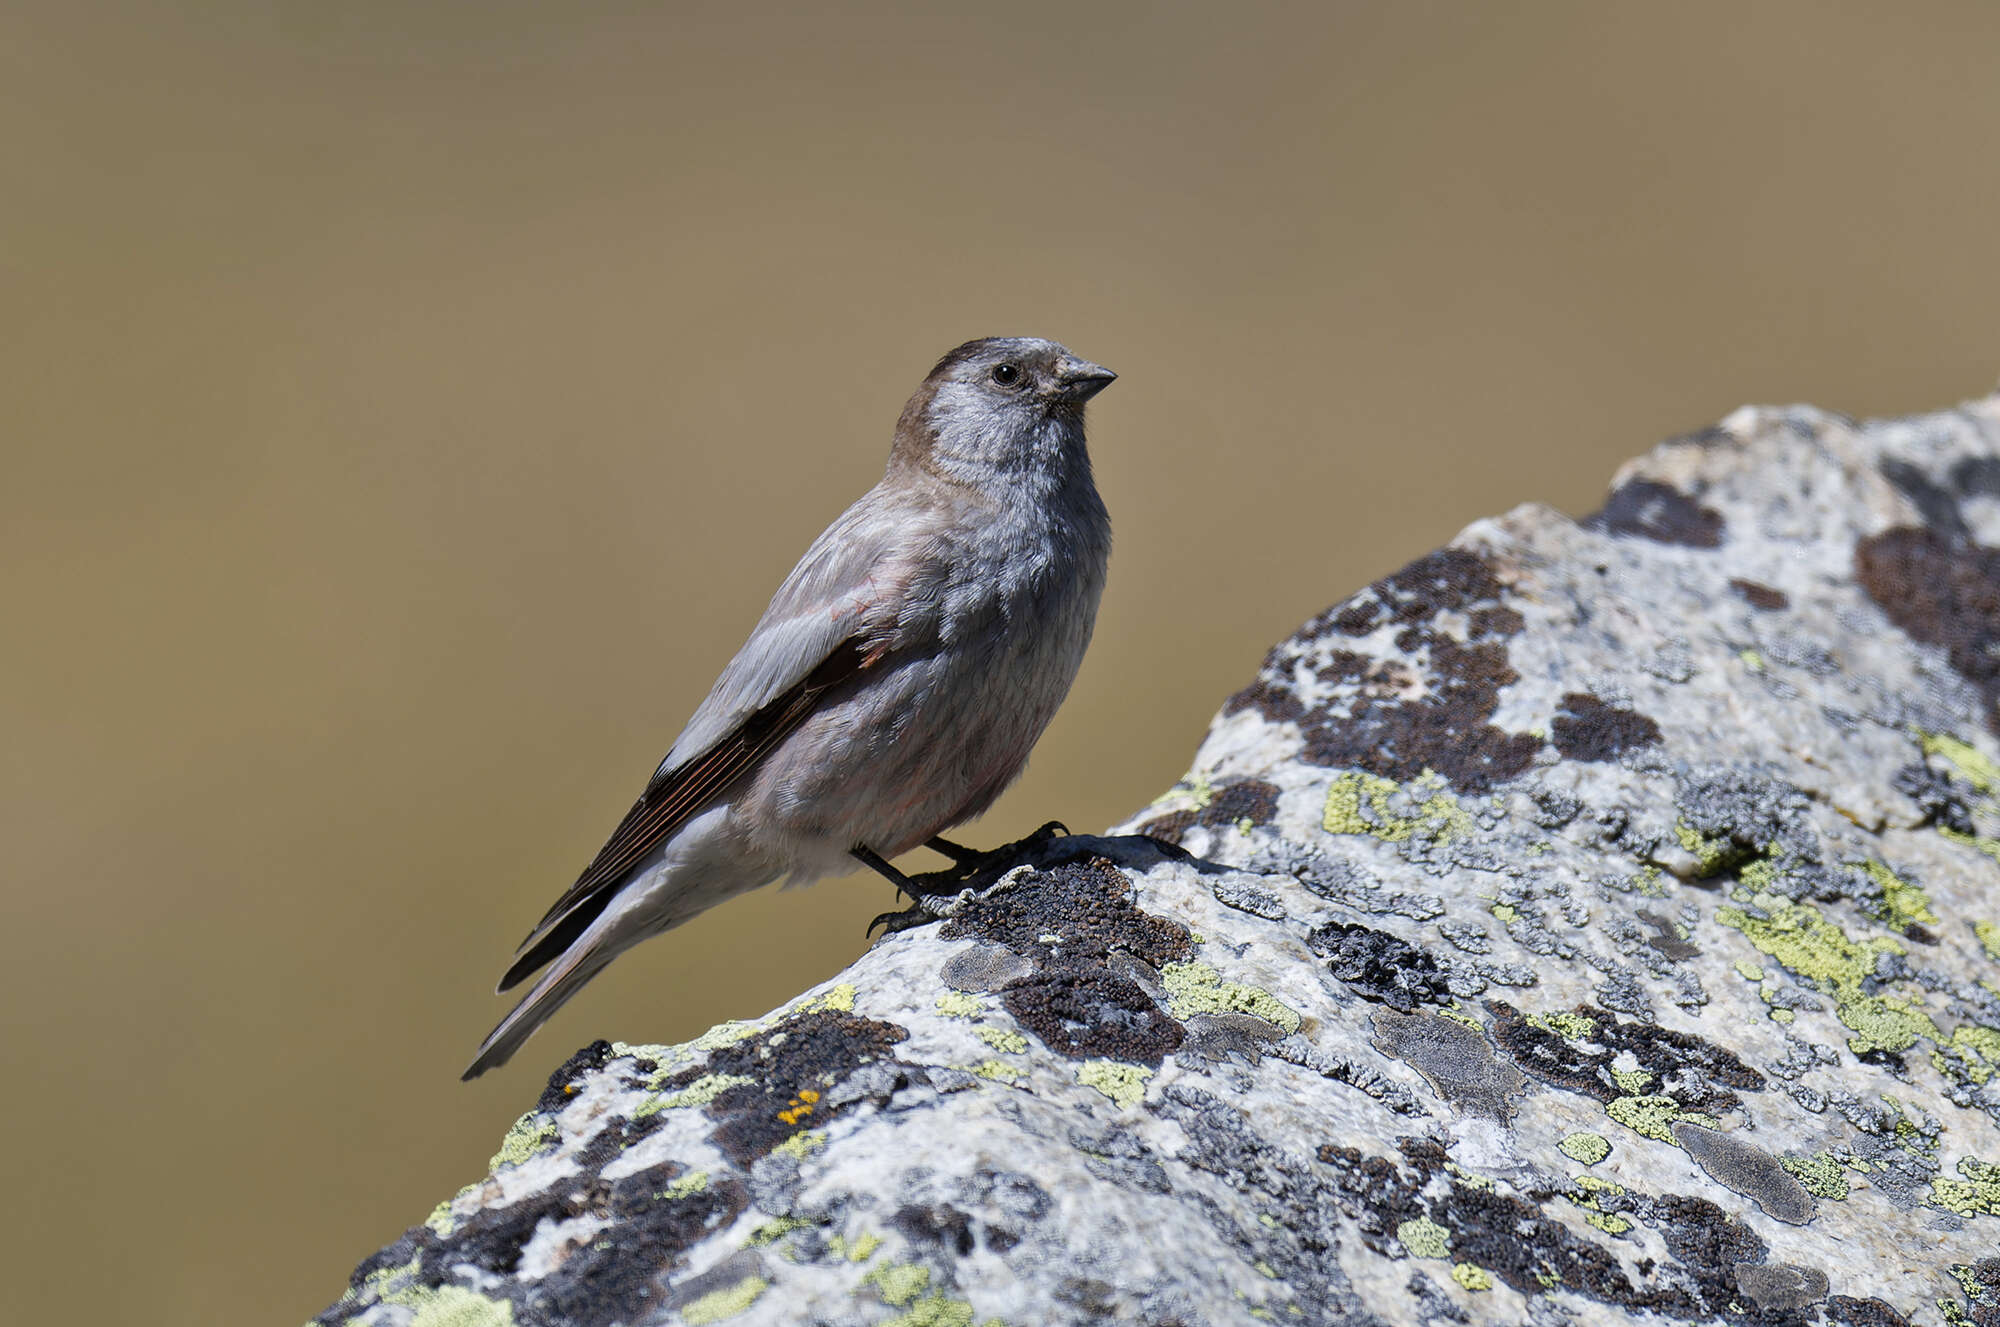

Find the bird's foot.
xmin=864 ymin=821 xmax=1074 ymax=938
xmin=912 ymin=821 xmax=1069 ymax=894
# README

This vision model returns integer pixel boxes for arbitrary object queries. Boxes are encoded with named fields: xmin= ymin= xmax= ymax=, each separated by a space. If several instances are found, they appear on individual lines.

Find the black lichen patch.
xmin=1824 ymin=1295 xmax=1915 ymax=1327
xmin=892 ymin=1203 xmax=976 ymax=1258
xmin=1487 ymin=1002 xmax=1764 ymax=1115
xmin=670 ymin=1009 xmax=909 ymax=1166
xmin=1551 ymin=692 xmax=1663 ymax=762
xmin=1585 ymin=480 xmax=1725 ymax=548
xmin=1302 ymin=633 xmax=1544 ymax=794
xmin=1857 ymin=526 xmax=2000 ymax=736
xmin=940 ymin=857 xmax=1193 ymax=969
xmin=1308 ymin=921 xmax=1448 ymax=1012
xmin=1881 ymin=458 xmax=1970 ymax=538
xmin=538 ymin=1039 xmax=617 ymax=1113
xmin=1002 ymin=965 xmax=1184 ymax=1064
xmin=319 ymin=1162 xmax=752 ymax=1327
xmin=521 ymin=1164 xmax=752 ymax=1327
xmin=1730 ymin=578 xmax=1791 ymax=611
xmin=1136 ymin=778 xmax=1282 ymax=845
xmin=1892 ymin=761 xmax=1978 ymax=836
xmin=1222 ymin=548 xmax=1543 ymax=795
xmin=1435 ymin=1179 xmax=1647 ymax=1306
xmin=941 ymin=859 xmax=1193 ymax=1066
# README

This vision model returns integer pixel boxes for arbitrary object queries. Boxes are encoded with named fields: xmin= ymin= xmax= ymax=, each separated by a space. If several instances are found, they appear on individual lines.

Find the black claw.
xmin=867 ymin=904 xmax=937 ymax=937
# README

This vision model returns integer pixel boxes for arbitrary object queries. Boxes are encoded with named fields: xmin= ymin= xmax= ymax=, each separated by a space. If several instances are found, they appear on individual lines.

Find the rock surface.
xmin=319 ymin=393 xmax=2000 ymax=1327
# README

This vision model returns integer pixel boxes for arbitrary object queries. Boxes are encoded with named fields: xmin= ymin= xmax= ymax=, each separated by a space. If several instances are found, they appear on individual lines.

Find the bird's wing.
xmin=500 ymin=494 xmax=919 ymax=990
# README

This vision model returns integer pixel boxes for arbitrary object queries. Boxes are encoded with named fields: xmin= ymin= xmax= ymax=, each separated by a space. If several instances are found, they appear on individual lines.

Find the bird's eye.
xmin=990 ymin=363 xmax=1022 ymax=387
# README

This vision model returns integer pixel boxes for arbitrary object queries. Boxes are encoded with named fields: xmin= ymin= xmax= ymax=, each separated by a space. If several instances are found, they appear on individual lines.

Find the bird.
xmin=463 ymin=337 xmax=1117 ymax=1079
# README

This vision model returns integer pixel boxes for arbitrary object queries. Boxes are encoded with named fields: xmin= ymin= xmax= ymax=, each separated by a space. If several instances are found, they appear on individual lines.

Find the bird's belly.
xmin=735 ymin=585 xmax=1096 ymax=876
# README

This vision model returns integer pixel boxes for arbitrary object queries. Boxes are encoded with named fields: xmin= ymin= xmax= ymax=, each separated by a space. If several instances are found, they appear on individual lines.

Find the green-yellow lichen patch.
xmin=1559 ymin=1133 xmax=1611 ymax=1165
xmin=1490 ymin=903 xmax=1521 ymax=923
xmin=865 ymin=1262 xmax=932 ymax=1307
xmin=1396 ymin=1216 xmax=1451 ymax=1259
xmin=793 ymin=982 xmax=858 ymax=1015
xmin=1529 ymin=1010 xmax=1594 ymax=1040
xmin=1923 ymin=731 xmax=2000 ymax=794
xmin=1159 ymin=961 xmax=1302 ymax=1034
xmin=1716 ymin=898 xmax=1941 ymax=1055
xmin=771 ymin=1129 xmax=827 ymax=1161
xmin=1605 ymin=1095 xmax=1713 ymax=1143
xmin=1608 ymin=1067 xmax=1654 ymax=1094
xmin=692 ymin=1019 xmax=765 ymax=1051
xmin=976 ymin=1026 xmax=1028 ymax=1053
xmin=1930 ymin=1157 xmax=2000 ymax=1218
xmin=661 ymin=1171 xmax=710 ymax=1200
xmin=935 ymin=991 xmax=983 ymax=1019
xmin=400 ymin=1285 xmax=517 ymax=1327
xmin=1933 ymin=1024 xmax=2000 ymax=1087
xmin=1674 ymin=820 xmax=1745 ymax=877
xmin=488 ymin=1113 xmax=559 ymax=1170
xmin=1733 ymin=960 xmax=1766 ymax=982
xmin=746 ymin=1215 xmax=813 ymax=1246
xmin=1451 ymin=1262 xmax=1493 ymax=1292
xmin=883 ymin=1296 xmax=978 ymax=1327
xmin=1975 ymin=921 xmax=2000 ymax=965
xmin=634 ymin=1072 xmax=755 ymax=1120
xmin=1864 ymin=860 xmax=1940 ymax=932
xmin=682 ymin=1275 xmax=770 ymax=1323
xmin=827 ymin=1230 xmax=883 ymax=1263
xmin=1322 ymin=771 xmax=1470 ymax=843
xmin=1780 ymin=1152 xmax=1850 ymax=1201
xmin=971 ymin=1058 xmax=1022 ymax=1081
xmin=1077 ymin=1060 xmax=1152 ymax=1108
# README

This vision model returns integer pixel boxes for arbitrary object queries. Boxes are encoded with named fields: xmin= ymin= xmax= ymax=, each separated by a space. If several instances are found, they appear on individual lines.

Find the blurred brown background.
xmin=4 ymin=2 xmax=1997 ymax=1322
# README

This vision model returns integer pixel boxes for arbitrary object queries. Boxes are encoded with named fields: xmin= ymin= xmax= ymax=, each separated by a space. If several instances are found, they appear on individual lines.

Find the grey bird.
xmin=464 ymin=337 xmax=1116 ymax=1078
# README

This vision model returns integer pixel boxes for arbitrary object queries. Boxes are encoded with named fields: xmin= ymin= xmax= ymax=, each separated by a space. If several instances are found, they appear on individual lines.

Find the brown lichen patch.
xmin=1137 ymin=778 xmax=1281 ymax=845
xmin=1729 ymin=578 xmax=1790 ymax=611
xmin=1856 ymin=526 xmax=2000 ymax=736
xmin=1002 ymin=966 xmax=1184 ymax=1065
xmin=1551 ymin=693 xmax=1664 ymax=762
xmin=1371 ymin=1009 xmax=1526 ymax=1119
xmin=1671 ymin=1123 xmax=1817 ymax=1225
xmin=1585 ymin=480 xmax=1725 ymax=547
xmin=940 ymin=858 xmax=1193 ymax=968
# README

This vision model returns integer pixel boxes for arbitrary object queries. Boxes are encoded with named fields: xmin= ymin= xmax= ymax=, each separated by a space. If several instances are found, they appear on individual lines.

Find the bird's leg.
xmin=851 ymin=845 xmax=921 ymax=895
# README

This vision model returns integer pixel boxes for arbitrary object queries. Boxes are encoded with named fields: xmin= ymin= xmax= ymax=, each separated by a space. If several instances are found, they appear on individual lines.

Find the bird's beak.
xmin=1054 ymin=356 xmax=1118 ymax=401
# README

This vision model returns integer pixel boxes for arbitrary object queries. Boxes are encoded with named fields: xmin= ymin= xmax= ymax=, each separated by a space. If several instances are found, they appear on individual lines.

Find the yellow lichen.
xmin=1159 ymin=961 xmax=1302 ymax=1034
xmin=682 ymin=1276 xmax=769 ymax=1324
xmin=935 ymin=991 xmax=983 ymax=1019
xmin=1076 ymin=1060 xmax=1152 ymax=1108
xmin=488 ymin=1113 xmax=559 ymax=1170
xmin=1451 ymin=1262 xmax=1492 ymax=1291
xmin=1396 ymin=1216 xmax=1451 ymax=1259
xmin=975 ymin=1027 xmax=1028 ymax=1053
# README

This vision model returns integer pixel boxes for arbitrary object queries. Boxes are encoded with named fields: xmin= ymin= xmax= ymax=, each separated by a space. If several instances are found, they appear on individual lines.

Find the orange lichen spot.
xmin=777 ymin=1088 xmax=821 ymax=1126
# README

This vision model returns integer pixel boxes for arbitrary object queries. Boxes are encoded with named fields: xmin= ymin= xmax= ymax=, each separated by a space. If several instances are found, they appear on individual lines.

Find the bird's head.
xmin=894 ymin=336 xmax=1117 ymax=484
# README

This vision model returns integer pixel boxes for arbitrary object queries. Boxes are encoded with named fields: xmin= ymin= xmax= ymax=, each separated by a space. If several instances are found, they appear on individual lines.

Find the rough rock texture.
xmin=321 ymin=393 xmax=2000 ymax=1327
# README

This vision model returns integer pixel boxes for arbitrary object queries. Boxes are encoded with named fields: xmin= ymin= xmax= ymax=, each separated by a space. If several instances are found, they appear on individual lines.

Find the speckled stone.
xmin=317 ymin=391 xmax=2000 ymax=1327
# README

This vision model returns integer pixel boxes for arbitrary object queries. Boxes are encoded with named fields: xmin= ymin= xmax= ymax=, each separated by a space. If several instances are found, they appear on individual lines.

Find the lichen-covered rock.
xmin=317 ymin=392 xmax=2000 ymax=1327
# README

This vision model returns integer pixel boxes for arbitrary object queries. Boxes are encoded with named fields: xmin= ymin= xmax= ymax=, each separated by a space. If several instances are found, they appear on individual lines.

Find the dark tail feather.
xmin=497 ymin=889 xmax=614 ymax=993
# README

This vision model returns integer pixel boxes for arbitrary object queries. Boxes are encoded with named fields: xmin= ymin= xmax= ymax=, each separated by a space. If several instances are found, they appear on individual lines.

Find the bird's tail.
xmin=461 ymin=930 xmax=622 ymax=1080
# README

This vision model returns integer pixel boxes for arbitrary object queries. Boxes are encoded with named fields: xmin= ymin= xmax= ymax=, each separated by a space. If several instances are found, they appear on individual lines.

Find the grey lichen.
xmin=317 ymin=390 xmax=2000 ymax=1326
